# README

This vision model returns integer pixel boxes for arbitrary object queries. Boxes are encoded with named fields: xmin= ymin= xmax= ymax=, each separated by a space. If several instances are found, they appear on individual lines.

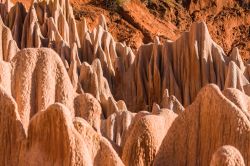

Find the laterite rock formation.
xmin=0 ymin=0 xmax=249 ymax=165
xmin=210 ymin=145 xmax=245 ymax=166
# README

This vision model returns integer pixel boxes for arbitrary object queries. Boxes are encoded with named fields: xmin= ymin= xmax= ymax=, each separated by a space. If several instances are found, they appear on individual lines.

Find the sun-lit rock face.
xmin=0 ymin=0 xmax=250 ymax=165
xmin=19 ymin=103 xmax=92 ymax=166
xmin=0 ymin=16 xmax=19 ymax=61
xmin=122 ymin=109 xmax=177 ymax=166
xmin=11 ymin=48 xmax=75 ymax=130
xmin=153 ymin=84 xmax=250 ymax=166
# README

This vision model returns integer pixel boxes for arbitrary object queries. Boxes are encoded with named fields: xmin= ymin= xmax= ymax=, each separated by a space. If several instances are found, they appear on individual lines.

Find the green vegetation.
xmin=105 ymin=0 xmax=129 ymax=11
xmin=115 ymin=0 xmax=129 ymax=6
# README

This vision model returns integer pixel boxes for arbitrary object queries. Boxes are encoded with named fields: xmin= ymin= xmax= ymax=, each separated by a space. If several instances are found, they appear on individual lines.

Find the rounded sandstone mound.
xmin=154 ymin=84 xmax=250 ymax=166
xmin=19 ymin=103 xmax=92 ymax=166
xmin=210 ymin=145 xmax=245 ymax=166
xmin=122 ymin=110 xmax=177 ymax=166
xmin=11 ymin=48 xmax=75 ymax=130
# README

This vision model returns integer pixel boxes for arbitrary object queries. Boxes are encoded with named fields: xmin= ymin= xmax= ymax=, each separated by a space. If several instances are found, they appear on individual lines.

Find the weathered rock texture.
xmin=19 ymin=103 xmax=91 ymax=166
xmin=11 ymin=48 xmax=75 ymax=130
xmin=119 ymin=22 xmax=250 ymax=111
xmin=73 ymin=117 xmax=124 ymax=166
xmin=0 ymin=85 xmax=25 ymax=166
xmin=210 ymin=145 xmax=245 ymax=166
xmin=154 ymin=84 xmax=250 ymax=166
xmin=122 ymin=109 xmax=177 ymax=166
xmin=0 ymin=0 xmax=249 ymax=165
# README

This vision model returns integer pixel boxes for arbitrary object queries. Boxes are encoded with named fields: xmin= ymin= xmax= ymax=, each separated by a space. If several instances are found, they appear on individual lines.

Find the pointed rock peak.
xmin=154 ymin=36 xmax=160 ymax=45
xmin=92 ymin=58 xmax=102 ymax=74
xmin=152 ymin=102 xmax=161 ymax=114
xmin=228 ymin=61 xmax=238 ymax=71
xmin=163 ymin=89 xmax=169 ymax=98
xmin=230 ymin=47 xmax=245 ymax=71
xmin=31 ymin=0 xmax=38 ymax=7
xmin=58 ymin=7 xmax=64 ymax=17
xmin=28 ymin=3 xmax=38 ymax=21
xmin=98 ymin=14 xmax=108 ymax=31
xmin=82 ymin=18 xmax=88 ymax=32
xmin=4 ymin=0 xmax=13 ymax=12
xmin=225 ymin=61 xmax=249 ymax=91
xmin=190 ymin=20 xmax=211 ymax=39
xmin=116 ymin=100 xmax=127 ymax=112
xmin=231 ymin=47 xmax=240 ymax=55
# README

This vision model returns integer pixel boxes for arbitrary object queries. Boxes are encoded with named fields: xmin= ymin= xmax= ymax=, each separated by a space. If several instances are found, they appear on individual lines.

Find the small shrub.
xmin=105 ymin=0 xmax=129 ymax=10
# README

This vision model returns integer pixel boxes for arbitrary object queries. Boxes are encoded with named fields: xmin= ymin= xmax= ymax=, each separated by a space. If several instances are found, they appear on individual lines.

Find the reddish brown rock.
xmin=210 ymin=145 xmax=245 ymax=166
xmin=0 ymin=85 xmax=26 ymax=166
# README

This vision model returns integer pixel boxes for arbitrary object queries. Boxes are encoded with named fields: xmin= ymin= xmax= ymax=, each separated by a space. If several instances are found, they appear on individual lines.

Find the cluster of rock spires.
xmin=0 ymin=0 xmax=249 ymax=165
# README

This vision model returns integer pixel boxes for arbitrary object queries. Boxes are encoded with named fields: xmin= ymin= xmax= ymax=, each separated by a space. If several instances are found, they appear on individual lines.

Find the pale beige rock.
xmin=11 ymin=48 xmax=75 ymax=130
xmin=210 ymin=145 xmax=245 ymax=166
xmin=0 ymin=61 xmax=12 ymax=94
xmin=120 ymin=110 xmax=150 ymax=148
xmin=222 ymin=88 xmax=250 ymax=113
xmin=122 ymin=110 xmax=177 ymax=166
xmin=74 ymin=93 xmax=103 ymax=133
xmin=68 ymin=42 xmax=81 ymax=90
xmin=98 ymin=14 xmax=108 ymax=31
xmin=151 ymin=103 xmax=161 ymax=114
xmin=225 ymin=61 xmax=249 ymax=92
xmin=1 ymin=0 xmax=249 ymax=114
xmin=161 ymin=89 xmax=184 ymax=114
xmin=79 ymin=59 xmax=119 ymax=117
xmin=154 ymin=84 xmax=250 ymax=166
xmin=119 ymin=22 xmax=249 ymax=112
xmin=0 ymin=85 xmax=26 ymax=166
xmin=0 ymin=16 xmax=19 ymax=61
xmin=19 ymin=103 xmax=92 ymax=166
xmin=21 ymin=4 xmax=42 ymax=48
xmin=101 ymin=110 xmax=135 ymax=146
xmin=73 ymin=117 xmax=124 ymax=166
xmin=230 ymin=48 xmax=245 ymax=71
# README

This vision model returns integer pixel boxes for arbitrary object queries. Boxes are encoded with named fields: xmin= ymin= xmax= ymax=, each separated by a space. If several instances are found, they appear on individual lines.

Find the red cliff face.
xmin=0 ymin=0 xmax=249 ymax=165
xmin=9 ymin=0 xmax=250 ymax=59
